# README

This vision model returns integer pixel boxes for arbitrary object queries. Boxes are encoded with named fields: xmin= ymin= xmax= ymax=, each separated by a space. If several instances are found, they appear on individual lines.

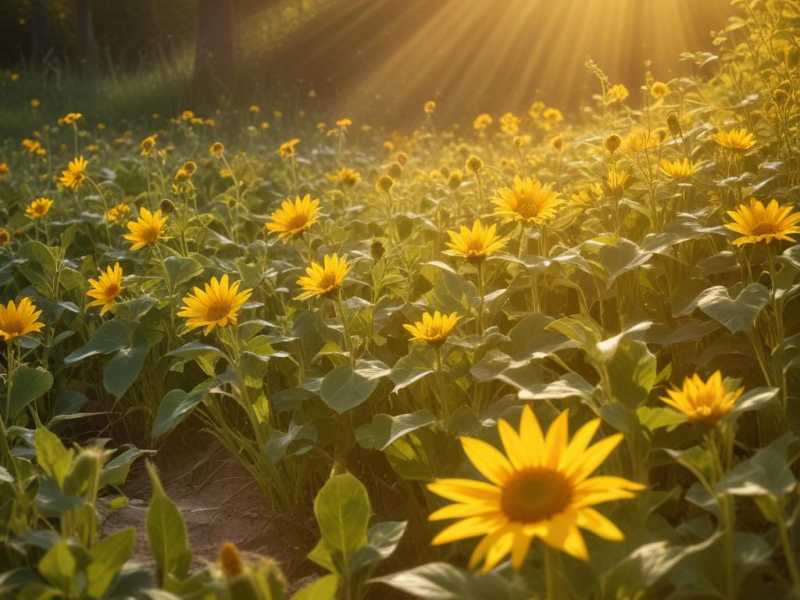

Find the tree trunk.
xmin=193 ymin=0 xmax=236 ymax=104
xmin=75 ymin=0 xmax=98 ymax=78
xmin=30 ymin=0 xmax=49 ymax=67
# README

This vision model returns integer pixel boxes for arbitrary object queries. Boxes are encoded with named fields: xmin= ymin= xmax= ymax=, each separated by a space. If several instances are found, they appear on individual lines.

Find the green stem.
xmin=336 ymin=293 xmax=355 ymax=366
xmin=776 ymin=499 xmax=800 ymax=594
xmin=477 ymin=260 xmax=486 ymax=335
xmin=544 ymin=545 xmax=560 ymax=600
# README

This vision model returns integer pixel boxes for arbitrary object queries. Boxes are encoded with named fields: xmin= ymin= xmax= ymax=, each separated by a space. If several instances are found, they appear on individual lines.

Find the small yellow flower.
xmin=424 ymin=101 xmax=437 ymax=114
xmin=249 ymin=105 xmax=261 ymax=114
xmin=123 ymin=207 xmax=167 ymax=251
xmin=139 ymin=134 xmax=158 ymax=156
xmin=61 ymin=112 xmax=82 ymax=125
xmin=296 ymin=254 xmax=350 ymax=300
xmin=499 ymin=113 xmax=521 ymax=136
xmin=404 ymin=311 xmax=460 ymax=345
xmin=713 ymin=128 xmax=756 ymax=152
xmin=181 ymin=110 xmax=195 ymax=121
xmin=0 ymin=228 xmax=10 ymax=246
xmin=445 ymin=220 xmax=507 ymax=261
xmin=725 ymin=198 xmax=800 ymax=246
xmin=266 ymin=195 xmax=320 ymax=242
xmin=0 ymin=297 xmax=44 ymax=342
xmin=660 ymin=158 xmax=702 ymax=180
xmin=178 ymin=274 xmax=252 ymax=335
xmin=22 ymin=138 xmax=44 ymax=155
xmin=328 ymin=167 xmax=361 ymax=187
xmin=650 ymin=81 xmax=669 ymax=99
xmin=0 ymin=163 xmax=7 ymax=175
xmin=260 ymin=121 xmax=270 ymax=130
xmin=25 ymin=197 xmax=54 ymax=220
xmin=30 ymin=99 xmax=40 ymax=109
xmin=428 ymin=406 xmax=644 ymax=571
xmin=58 ymin=156 xmax=88 ymax=190
xmin=542 ymin=107 xmax=563 ymax=123
xmin=607 ymin=83 xmax=629 ymax=104
xmin=604 ymin=168 xmax=631 ymax=198
xmin=661 ymin=371 xmax=743 ymax=425
xmin=336 ymin=117 xmax=353 ymax=130
xmin=279 ymin=138 xmax=300 ymax=159
xmin=86 ymin=263 xmax=124 ymax=316
xmin=493 ymin=177 xmax=561 ymax=225
xmin=624 ymin=128 xmax=660 ymax=153
xmin=473 ymin=113 xmax=493 ymax=131
xmin=209 ymin=142 xmax=225 ymax=158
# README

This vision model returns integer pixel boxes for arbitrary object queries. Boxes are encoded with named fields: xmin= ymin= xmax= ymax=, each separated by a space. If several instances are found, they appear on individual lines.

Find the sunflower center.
xmin=104 ymin=283 xmax=120 ymax=298
xmin=318 ymin=272 xmax=339 ymax=291
xmin=466 ymin=238 xmax=486 ymax=254
xmin=514 ymin=194 xmax=543 ymax=219
xmin=34 ymin=205 xmax=46 ymax=214
xmin=500 ymin=468 xmax=573 ymax=523
xmin=141 ymin=225 xmax=160 ymax=243
xmin=2 ymin=318 xmax=25 ymax=335
xmin=206 ymin=300 xmax=234 ymax=321
xmin=750 ymin=222 xmax=778 ymax=236
xmin=287 ymin=213 xmax=309 ymax=231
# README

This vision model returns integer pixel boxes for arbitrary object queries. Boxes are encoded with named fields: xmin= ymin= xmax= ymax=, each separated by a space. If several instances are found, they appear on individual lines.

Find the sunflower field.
xmin=2 ymin=2 xmax=800 ymax=599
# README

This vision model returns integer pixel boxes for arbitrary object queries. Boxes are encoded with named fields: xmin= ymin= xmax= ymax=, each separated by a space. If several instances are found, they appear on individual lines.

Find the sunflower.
xmin=404 ymin=311 xmax=460 ymax=345
xmin=660 ymin=158 xmax=702 ymax=180
xmin=604 ymin=168 xmax=631 ymax=198
xmin=428 ymin=406 xmax=644 ymax=571
xmin=725 ymin=198 xmax=800 ymax=246
xmin=0 ymin=297 xmax=44 ymax=342
xmin=493 ymin=177 xmax=561 ymax=225
xmin=266 ymin=195 xmax=320 ymax=242
xmin=279 ymin=138 xmax=300 ymax=159
xmin=473 ymin=113 xmax=493 ymax=131
xmin=0 ymin=228 xmax=10 ymax=246
xmin=58 ymin=156 xmax=88 ymax=190
xmin=424 ymin=101 xmax=437 ymax=115
xmin=209 ymin=142 xmax=225 ymax=158
xmin=445 ymin=220 xmax=507 ymax=261
xmin=123 ymin=207 xmax=167 ymax=251
xmin=178 ymin=274 xmax=252 ymax=335
xmin=86 ymin=263 xmax=124 ymax=316
xmin=661 ymin=371 xmax=743 ymax=425
xmin=650 ymin=81 xmax=669 ymax=99
xmin=296 ymin=254 xmax=350 ymax=300
xmin=327 ymin=167 xmax=361 ymax=187
xmin=713 ymin=128 xmax=756 ymax=152
xmin=139 ymin=134 xmax=157 ymax=156
xmin=25 ymin=197 xmax=54 ymax=220
xmin=105 ymin=202 xmax=131 ymax=224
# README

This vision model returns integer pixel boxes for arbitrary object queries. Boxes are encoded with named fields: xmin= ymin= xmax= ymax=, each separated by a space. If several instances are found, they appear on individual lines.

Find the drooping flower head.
xmin=445 ymin=220 xmax=507 ymax=261
xmin=404 ymin=311 xmax=460 ymax=345
xmin=493 ymin=177 xmax=561 ymax=225
xmin=725 ymin=198 xmax=800 ymax=246
xmin=266 ymin=195 xmax=320 ymax=242
xmin=0 ymin=297 xmax=44 ymax=342
xmin=58 ymin=156 xmax=88 ymax=190
xmin=296 ymin=254 xmax=350 ymax=300
xmin=86 ymin=263 xmax=124 ymax=316
xmin=178 ymin=274 xmax=252 ymax=335
xmin=123 ymin=207 xmax=167 ymax=251
xmin=661 ymin=371 xmax=744 ymax=425
xmin=25 ymin=197 xmax=54 ymax=220
xmin=428 ymin=406 xmax=644 ymax=571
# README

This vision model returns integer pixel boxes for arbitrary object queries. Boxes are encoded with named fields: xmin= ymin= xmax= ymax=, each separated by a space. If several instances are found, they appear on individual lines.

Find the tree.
xmin=29 ymin=0 xmax=49 ymax=67
xmin=75 ymin=0 xmax=98 ymax=78
xmin=193 ymin=0 xmax=236 ymax=103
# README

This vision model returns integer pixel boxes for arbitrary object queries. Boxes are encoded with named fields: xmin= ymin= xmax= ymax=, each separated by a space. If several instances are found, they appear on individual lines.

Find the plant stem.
xmin=544 ymin=545 xmax=560 ymax=600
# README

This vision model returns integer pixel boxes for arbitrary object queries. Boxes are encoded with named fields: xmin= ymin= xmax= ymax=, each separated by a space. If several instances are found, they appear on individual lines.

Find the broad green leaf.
xmin=356 ymin=411 xmax=435 ymax=451
xmin=694 ymin=283 xmax=770 ymax=334
xmin=163 ymin=256 xmax=203 ymax=288
xmin=606 ymin=340 xmax=657 ymax=407
xmin=314 ymin=473 xmax=371 ymax=570
xmin=38 ymin=540 xmax=76 ymax=592
xmin=8 ymin=366 xmax=53 ymax=419
xmin=500 ymin=313 xmax=575 ymax=361
xmin=291 ymin=574 xmax=339 ymax=600
xmin=64 ymin=320 xmax=132 ymax=364
xmin=350 ymin=521 xmax=407 ymax=573
xmin=320 ymin=366 xmax=380 ymax=414
xmin=390 ymin=348 xmax=435 ymax=392
xmin=716 ymin=433 xmax=798 ymax=498
xmin=371 ymin=561 xmax=518 ymax=599
xmin=151 ymin=382 xmax=212 ymax=438
xmin=516 ymin=373 xmax=595 ymax=402
xmin=87 ymin=528 xmax=136 ymax=597
xmin=34 ymin=427 xmax=74 ymax=486
xmin=104 ymin=338 xmax=149 ymax=399
xmin=146 ymin=462 xmax=191 ymax=584
xmin=730 ymin=387 xmax=779 ymax=417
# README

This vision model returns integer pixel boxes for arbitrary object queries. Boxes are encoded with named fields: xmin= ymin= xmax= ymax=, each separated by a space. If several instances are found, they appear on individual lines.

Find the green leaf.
xmin=356 ymin=411 xmax=435 ymax=451
xmin=500 ymin=313 xmax=575 ymax=361
xmin=64 ymin=320 xmax=132 ymax=364
xmin=38 ymin=540 xmax=76 ymax=592
xmin=390 ymin=348 xmax=435 ymax=392
xmin=694 ymin=283 xmax=770 ymax=334
xmin=8 ymin=366 xmax=53 ymax=419
xmin=313 ymin=473 xmax=371 ymax=572
xmin=291 ymin=574 xmax=339 ymax=600
xmin=146 ymin=462 xmax=191 ymax=585
xmin=350 ymin=521 xmax=407 ymax=573
xmin=606 ymin=339 xmax=657 ymax=407
xmin=34 ymin=426 xmax=74 ymax=486
xmin=516 ymin=373 xmax=595 ymax=402
xmin=163 ymin=256 xmax=203 ymax=288
xmin=103 ymin=337 xmax=149 ymax=399
xmin=87 ymin=528 xmax=136 ymax=597
xmin=730 ymin=386 xmax=779 ymax=417
xmin=371 ymin=562 xmax=518 ymax=599
xmin=320 ymin=366 xmax=380 ymax=414
xmin=166 ymin=342 xmax=223 ymax=360
xmin=101 ymin=447 xmax=152 ymax=487
xmin=595 ymin=237 xmax=653 ymax=287
xmin=151 ymin=382 xmax=212 ymax=438
xmin=716 ymin=433 xmax=798 ymax=498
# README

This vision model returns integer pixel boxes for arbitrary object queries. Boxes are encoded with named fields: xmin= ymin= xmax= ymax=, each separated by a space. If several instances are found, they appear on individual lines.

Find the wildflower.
xmin=624 ymin=128 xmax=660 ymax=153
xmin=404 ymin=311 xmax=460 ymax=345
xmin=174 ymin=161 xmax=197 ymax=182
xmin=0 ymin=228 xmax=10 ymax=245
xmin=542 ymin=107 xmax=563 ymax=124
xmin=279 ymin=138 xmax=300 ymax=159
xmin=428 ymin=406 xmax=644 ymax=571
xmin=725 ymin=198 xmax=800 ymax=246
xmin=473 ymin=113 xmax=493 ymax=131
xmin=650 ymin=81 xmax=669 ymax=99
xmin=123 ymin=207 xmax=167 ymax=251
xmin=660 ymin=158 xmax=702 ymax=180
xmin=499 ymin=113 xmax=521 ymax=136
xmin=607 ymin=84 xmax=629 ymax=104
xmin=604 ymin=134 xmax=622 ymax=154
xmin=328 ymin=167 xmax=361 ymax=187
xmin=181 ymin=110 xmax=195 ymax=121
xmin=178 ymin=274 xmax=252 ymax=335
xmin=528 ymin=101 xmax=546 ymax=120
xmin=0 ymin=298 xmax=44 ymax=342
xmin=58 ymin=156 xmax=88 ymax=190
xmin=661 ymin=371 xmax=743 ymax=425
xmin=424 ymin=100 xmax=437 ymax=114
xmin=336 ymin=117 xmax=353 ymax=130
xmin=25 ymin=197 xmax=54 ymax=220
xmin=249 ymin=105 xmax=261 ymax=114
xmin=86 ymin=263 xmax=124 ymax=316
xmin=396 ymin=152 xmax=408 ymax=166
xmin=466 ymin=155 xmax=483 ymax=173
xmin=604 ymin=168 xmax=631 ymax=198
xmin=139 ymin=134 xmax=157 ymax=156
xmin=376 ymin=175 xmax=394 ymax=194
xmin=260 ymin=121 xmax=270 ymax=130
xmin=445 ymin=220 xmax=507 ymax=261
xmin=209 ymin=142 xmax=225 ymax=158
xmin=296 ymin=254 xmax=351 ymax=300
xmin=30 ymin=99 xmax=40 ymax=109
xmin=61 ymin=112 xmax=82 ymax=125
xmin=448 ymin=170 xmax=463 ymax=190
xmin=493 ymin=177 xmax=560 ymax=225
xmin=266 ymin=195 xmax=320 ymax=242
xmin=713 ymin=128 xmax=756 ymax=152
xmin=105 ymin=202 xmax=131 ymax=224
xmin=22 ymin=138 xmax=44 ymax=155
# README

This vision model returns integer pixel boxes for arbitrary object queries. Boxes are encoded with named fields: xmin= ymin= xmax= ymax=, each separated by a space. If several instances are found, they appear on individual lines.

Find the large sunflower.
xmin=725 ymin=198 xmax=800 ymax=246
xmin=404 ymin=311 xmax=460 ymax=345
xmin=428 ymin=406 xmax=644 ymax=572
xmin=123 ymin=207 xmax=168 ymax=251
xmin=661 ymin=371 xmax=743 ymax=425
xmin=492 ymin=177 xmax=561 ymax=225
xmin=58 ymin=156 xmax=88 ymax=190
xmin=178 ymin=274 xmax=252 ymax=335
xmin=296 ymin=254 xmax=350 ymax=300
xmin=445 ymin=220 xmax=507 ymax=261
xmin=25 ymin=197 xmax=54 ymax=220
xmin=266 ymin=195 xmax=320 ymax=242
xmin=0 ymin=297 xmax=44 ymax=342
xmin=86 ymin=263 xmax=124 ymax=316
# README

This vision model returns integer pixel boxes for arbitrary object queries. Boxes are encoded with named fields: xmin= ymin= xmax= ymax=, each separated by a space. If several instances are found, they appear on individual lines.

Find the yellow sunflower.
xmin=604 ymin=168 xmax=631 ymax=198
xmin=0 ymin=297 xmax=44 ymax=342
xmin=58 ymin=156 xmax=88 ymax=190
xmin=25 ymin=197 xmax=54 ymax=220
xmin=445 ymin=220 xmax=507 ymax=261
xmin=279 ymin=138 xmax=300 ymax=159
xmin=296 ymin=254 xmax=350 ymax=300
xmin=105 ymin=202 xmax=131 ymax=224
xmin=123 ymin=207 xmax=167 ymax=251
xmin=139 ymin=134 xmax=157 ymax=157
xmin=266 ymin=195 xmax=321 ymax=242
xmin=725 ymin=198 xmax=800 ymax=246
xmin=178 ymin=274 xmax=252 ymax=335
xmin=327 ymin=167 xmax=361 ymax=187
xmin=713 ymin=128 xmax=756 ymax=152
xmin=660 ymin=158 xmax=702 ymax=180
xmin=428 ymin=406 xmax=644 ymax=571
xmin=404 ymin=311 xmax=460 ymax=345
xmin=0 ymin=228 xmax=10 ymax=246
xmin=661 ymin=371 xmax=743 ymax=425
xmin=493 ymin=177 xmax=561 ymax=225
xmin=86 ymin=263 xmax=124 ymax=316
